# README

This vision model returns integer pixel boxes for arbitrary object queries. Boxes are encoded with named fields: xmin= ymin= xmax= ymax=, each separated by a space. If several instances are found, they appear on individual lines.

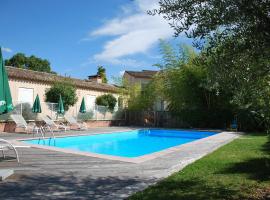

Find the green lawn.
xmin=129 ymin=134 xmax=270 ymax=200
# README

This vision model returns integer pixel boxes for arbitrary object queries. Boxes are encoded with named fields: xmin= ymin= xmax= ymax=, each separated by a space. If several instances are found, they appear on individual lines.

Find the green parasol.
xmin=57 ymin=94 xmax=65 ymax=114
xmin=0 ymin=47 xmax=13 ymax=114
xmin=79 ymin=97 xmax=86 ymax=113
xmin=32 ymin=94 xmax=42 ymax=113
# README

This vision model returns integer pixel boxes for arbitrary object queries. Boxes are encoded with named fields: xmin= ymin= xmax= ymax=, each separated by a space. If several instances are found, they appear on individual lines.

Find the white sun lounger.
xmin=42 ymin=116 xmax=69 ymax=132
xmin=0 ymin=139 xmax=19 ymax=163
xmin=10 ymin=114 xmax=41 ymax=135
xmin=64 ymin=115 xmax=88 ymax=130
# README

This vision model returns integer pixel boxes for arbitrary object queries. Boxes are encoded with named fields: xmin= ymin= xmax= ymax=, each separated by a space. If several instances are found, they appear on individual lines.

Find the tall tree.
xmin=152 ymin=0 xmax=270 ymax=49
xmin=97 ymin=66 xmax=108 ymax=83
xmin=5 ymin=53 xmax=53 ymax=73
xmin=153 ymin=0 xmax=270 ymax=130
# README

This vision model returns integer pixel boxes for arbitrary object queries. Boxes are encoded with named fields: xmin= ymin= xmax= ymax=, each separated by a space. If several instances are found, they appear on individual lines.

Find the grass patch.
xmin=129 ymin=133 xmax=270 ymax=200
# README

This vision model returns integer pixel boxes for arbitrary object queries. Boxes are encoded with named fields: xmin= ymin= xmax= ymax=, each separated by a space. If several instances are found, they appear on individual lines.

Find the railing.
xmin=0 ymin=101 xmax=126 ymax=121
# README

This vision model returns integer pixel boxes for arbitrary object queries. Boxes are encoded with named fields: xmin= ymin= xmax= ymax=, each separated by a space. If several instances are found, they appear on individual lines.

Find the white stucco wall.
xmin=8 ymin=78 xmax=119 ymax=119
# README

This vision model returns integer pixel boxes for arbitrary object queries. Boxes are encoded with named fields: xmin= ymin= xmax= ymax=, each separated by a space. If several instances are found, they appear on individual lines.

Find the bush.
xmin=95 ymin=94 xmax=117 ymax=112
xmin=77 ymin=111 xmax=94 ymax=120
xmin=45 ymin=80 xmax=78 ymax=111
xmin=14 ymin=103 xmax=36 ymax=120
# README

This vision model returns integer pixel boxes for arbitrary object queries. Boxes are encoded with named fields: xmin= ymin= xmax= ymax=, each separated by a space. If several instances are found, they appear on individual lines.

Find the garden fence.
xmin=0 ymin=101 xmax=126 ymax=121
xmin=126 ymin=111 xmax=186 ymax=128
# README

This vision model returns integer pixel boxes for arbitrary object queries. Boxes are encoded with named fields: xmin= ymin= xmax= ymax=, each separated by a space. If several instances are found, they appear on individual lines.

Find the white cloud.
xmin=81 ymin=54 xmax=149 ymax=70
xmin=2 ymin=47 xmax=12 ymax=53
xmin=105 ymin=57 xmax=149 ymax=68
xmin=90 ymin=0 xmax=174 ymax=65
xmin=136 ymin=0 xmax=159 ymax=11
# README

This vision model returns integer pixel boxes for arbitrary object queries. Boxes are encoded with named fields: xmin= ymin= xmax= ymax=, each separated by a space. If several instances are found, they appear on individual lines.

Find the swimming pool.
xmin=24 ymin=129 xmax=218 ymax=158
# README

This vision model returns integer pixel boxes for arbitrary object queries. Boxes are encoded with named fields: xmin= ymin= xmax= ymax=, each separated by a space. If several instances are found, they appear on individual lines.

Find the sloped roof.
xmin=6 ymin=66 xmax=118 ymax=93
xmin=125 ymin=70 xmax=158 ymax=78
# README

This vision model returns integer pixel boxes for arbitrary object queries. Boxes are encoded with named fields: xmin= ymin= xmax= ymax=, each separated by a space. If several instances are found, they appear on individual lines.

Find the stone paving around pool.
xmin=0 ymin=127 xmax=239 ymax=200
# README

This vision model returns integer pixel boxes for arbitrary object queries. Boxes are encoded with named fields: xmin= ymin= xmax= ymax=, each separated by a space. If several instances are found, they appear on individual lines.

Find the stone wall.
xmin=0 ymin=120 xmax=126 ymax=133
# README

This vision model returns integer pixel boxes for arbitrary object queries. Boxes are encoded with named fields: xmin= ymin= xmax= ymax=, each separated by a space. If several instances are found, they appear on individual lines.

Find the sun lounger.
xmin=42 ymin=115 xmax=69 ymax=132
xmin=10 ymin=114 xmax=41 ymax=135
xmin=0 ymin=138 xmax=19 ymax=162
xmin=64 ymin=115 xmax=88 ymax=130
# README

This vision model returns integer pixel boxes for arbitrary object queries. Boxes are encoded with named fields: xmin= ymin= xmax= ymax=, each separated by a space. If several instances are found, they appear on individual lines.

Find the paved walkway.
xmin=0 ymin=127 xmax=239 ymax=200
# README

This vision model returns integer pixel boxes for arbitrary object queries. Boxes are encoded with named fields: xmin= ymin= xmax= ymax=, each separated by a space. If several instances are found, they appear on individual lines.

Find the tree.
xmin=5 ymin=53 xmax=26 ymax=68
xmin=112 ymin=75 xmax=156 ymax=111
xmin=153 ymin=0 xmax=270 ymax=131
xmin=152 ymin=0 xmax=270 ymax=49
xmin=154 ymin=41 xmax=234 ymax=128
xmin=203 ymin=41 xmax=270 ymax=131
xmin=95 ymin=94 xmax=117 ymax=112
xmin=5 ymin=53 xmax=54 ymax=73
xmin=97 ymin=66 xmax=108 ymax=83
xmin=45 ymin=80 xmax=78 ymax=111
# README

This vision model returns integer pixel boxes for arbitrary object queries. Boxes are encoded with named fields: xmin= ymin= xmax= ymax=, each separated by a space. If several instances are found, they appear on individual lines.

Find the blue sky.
xmin=1 ymin=0 xmax=192 ymax=82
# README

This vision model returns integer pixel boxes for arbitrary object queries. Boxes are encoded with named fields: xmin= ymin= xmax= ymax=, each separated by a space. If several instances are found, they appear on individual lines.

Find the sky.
xmin=1 ymin=0 xmax=192 ymax=82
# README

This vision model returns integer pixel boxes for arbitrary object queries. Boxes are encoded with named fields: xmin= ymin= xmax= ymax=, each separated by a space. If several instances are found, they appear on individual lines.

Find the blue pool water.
xmin=25 ymin=129 xmax=218 ymax=158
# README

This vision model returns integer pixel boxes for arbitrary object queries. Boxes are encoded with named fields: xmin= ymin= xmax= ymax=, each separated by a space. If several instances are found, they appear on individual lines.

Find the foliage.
xmin=113 ymin=75 xmax=158 ymax=111
xmin=152 ymin=0 xmax=270 ymax=50
xmin=117 ymin=38 xmax=266 ymax=130
xmin=15 ymin=103 xmax=36 ymax=120
xmin=154 ymin=40 xmax=196 ymax=69
xmin=45 ymin=80 xmax=78 ymax=111
xmin=151 ymin=1 xmax=270 ymax=131
xmin=95 ymin=94 xmax=117 ymax=112
xmin=5 ymin=53 xmax=55 ymax=73
xmin=77 ymin=111 xmax=94 ymax=120
xmin=128 ymin=81 xmax=157 ymax=111
xmin=154 ymin=41 xmax=234 ymax=128
xmin=97 ymin=66 xmax=108 ymax=83
xmin=129 ymin=133 xmax=270 ymax=200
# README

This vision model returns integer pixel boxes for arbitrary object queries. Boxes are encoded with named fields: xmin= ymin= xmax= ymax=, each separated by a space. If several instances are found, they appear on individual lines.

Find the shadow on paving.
xmin=0 ymin=173 xmax=152 ymax=200
xmin=0 ymin=156 xmax=17 ymax=162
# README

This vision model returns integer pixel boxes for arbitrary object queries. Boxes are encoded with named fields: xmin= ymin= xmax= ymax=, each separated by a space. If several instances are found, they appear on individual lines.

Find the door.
xmin=85 ymin=95 xmax=96 ymax=111
xmin=18 ymin=88 xmax=34 ymax=104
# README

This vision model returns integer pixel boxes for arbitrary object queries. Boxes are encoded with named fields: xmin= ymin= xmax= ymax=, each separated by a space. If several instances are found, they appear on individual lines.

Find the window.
xmin=18 ymin=88 xmax=34 ymax=104
xmin=85 ymin=95 xmax=96 ymax=110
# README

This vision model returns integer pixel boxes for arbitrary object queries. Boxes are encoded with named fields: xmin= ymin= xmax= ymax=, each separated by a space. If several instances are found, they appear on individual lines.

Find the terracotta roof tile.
xmin=6 ymin=66 xmax=118 ymax=93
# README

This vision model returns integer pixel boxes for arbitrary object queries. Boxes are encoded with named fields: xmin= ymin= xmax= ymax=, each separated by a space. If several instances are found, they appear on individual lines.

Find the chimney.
xmin=87 ymin=75 xmax=102 ymax=83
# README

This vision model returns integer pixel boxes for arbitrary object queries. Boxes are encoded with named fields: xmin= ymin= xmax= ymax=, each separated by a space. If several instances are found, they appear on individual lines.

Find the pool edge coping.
xmin=11 ymin=130 xmax=239 ymax=164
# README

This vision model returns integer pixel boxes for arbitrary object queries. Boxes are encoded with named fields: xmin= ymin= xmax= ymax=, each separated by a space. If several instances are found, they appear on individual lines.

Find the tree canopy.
xmin=45 ymin=80 xmax=78 ymax=111
xmin=5 ymin=53 xmax=55 ymax=73
xmin=153 ymin=0 xmax=270 ymax=49
xmin=148 ymin=0 xmax=270 ymax=131
xmin=95 ymin=94 xmax=117 ymax=112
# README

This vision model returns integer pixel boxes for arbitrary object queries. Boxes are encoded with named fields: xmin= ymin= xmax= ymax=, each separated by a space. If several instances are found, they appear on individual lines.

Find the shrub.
xmin=16 ymin=103 xmax=36 ymax=120
xmin=95 ymin=94 xmax=117 ymax=112
xmin=77 ymin=111 xmax=94 ymax=120
xmin=45 ymin=80 xmax=78 ymax=111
